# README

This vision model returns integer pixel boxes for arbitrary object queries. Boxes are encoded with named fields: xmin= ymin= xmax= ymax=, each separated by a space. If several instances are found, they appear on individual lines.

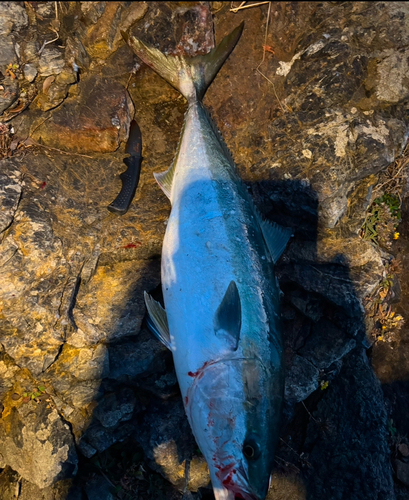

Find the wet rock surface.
xmin=0 ymin=1 xmax=409 ymax=499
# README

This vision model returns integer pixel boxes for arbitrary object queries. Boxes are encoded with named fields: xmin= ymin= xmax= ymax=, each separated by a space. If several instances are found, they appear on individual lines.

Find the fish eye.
xmin=243 ymin=435 xmax=261 ymax=460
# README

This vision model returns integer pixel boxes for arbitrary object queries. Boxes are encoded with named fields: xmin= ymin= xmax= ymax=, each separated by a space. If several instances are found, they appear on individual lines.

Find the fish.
xmin=123 ymin=23 xmax=292 ymax=500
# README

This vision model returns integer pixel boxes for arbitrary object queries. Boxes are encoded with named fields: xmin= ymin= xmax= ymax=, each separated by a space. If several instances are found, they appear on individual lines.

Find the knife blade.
xmin=107 ymin=119 xmax=142 ymax=215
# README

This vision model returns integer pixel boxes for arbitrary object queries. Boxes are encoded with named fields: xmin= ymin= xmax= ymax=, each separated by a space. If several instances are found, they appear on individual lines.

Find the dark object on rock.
xmin=108 ymin=119 xmax=143 ymax=215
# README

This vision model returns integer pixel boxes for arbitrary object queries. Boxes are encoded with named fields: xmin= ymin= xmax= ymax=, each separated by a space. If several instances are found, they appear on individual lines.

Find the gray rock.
xmin=23 ymin=63 xmax=37 ymax=83
xmin=0 ymin=2 xmax=28 ymax=36
xmin=38 ymin=48 xmax=66 ymax=77
xmin=0 ymin=38 xmax=17 ymax=72
xmin=80 ymin=421 xmax=136 ymax=455
xmin=396 ymin=459 xmax=409 ymax=487
xmin=285 ymin=354 xmax=320 ymax=404
xmin=94 ymin=387 xmax=138 ymax=428
xmin=0 ymin=401 xmax=78 ymax=489
xmin=0 ymin=159 xmax=22 ymax=233
xmin=299 ymin=318 xmax=356 ymax=370
xmin=0 ymin=76 xmax=19 ymax=115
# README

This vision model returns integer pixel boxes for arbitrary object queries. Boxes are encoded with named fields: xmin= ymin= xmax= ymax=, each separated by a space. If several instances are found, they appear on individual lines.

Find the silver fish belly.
xmin=124 ymin=23 xmax=291 ymax=500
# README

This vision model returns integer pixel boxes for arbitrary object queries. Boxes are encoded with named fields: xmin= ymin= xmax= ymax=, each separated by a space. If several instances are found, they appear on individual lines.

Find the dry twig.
xmin=230 ymin=1 xmax=270 ymax=12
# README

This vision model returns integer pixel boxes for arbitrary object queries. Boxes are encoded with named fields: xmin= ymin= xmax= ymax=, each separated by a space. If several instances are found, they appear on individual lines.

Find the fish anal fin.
xmin=214 ymin=281 xmax=241 ymax=351
xmin=154 ymin=169 xmax=174 ymax=200
xmin=144 ymin=291 xmax=171 ymax=350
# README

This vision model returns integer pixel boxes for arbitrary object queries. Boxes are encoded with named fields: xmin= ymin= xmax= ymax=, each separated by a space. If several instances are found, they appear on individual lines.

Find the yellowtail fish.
xmin=123 ymin=23 xmax=291 ymax=500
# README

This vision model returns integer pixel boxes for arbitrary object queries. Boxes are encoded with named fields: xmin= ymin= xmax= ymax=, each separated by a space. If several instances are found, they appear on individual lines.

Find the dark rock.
xmin=396 ymin=460 xmax=409 ymax=487
xmin=136 ymin=398 xmax=210 ymax=491
xmin=285 ymin=354 xmax=319 ymax=404
xmin=30 ymin=74 xmax=134 ymax=153
xmin=287 ymin=289 xmax=323 ymax=322
xmin=79 ymin=421 xmax=136 ymax=456
xmin=303 ymin=349 xmax=395 ymax=500
xmin=109 ymin=331 xmax=168 ymax=382
xmin=299 ymin=318 xmax=356 ymax=370
xmin=84 ymin=475 xmax=115 ymax=500
xmin=93 ymin=387 xmax=139 ymax=428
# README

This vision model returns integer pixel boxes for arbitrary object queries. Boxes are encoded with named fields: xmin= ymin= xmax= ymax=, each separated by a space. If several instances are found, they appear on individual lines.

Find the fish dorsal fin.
xmin=144 ymin=292 xmax=171 ymax=350
xmin=256 ymin=212 xmax=293 ymax=264
xmin=214 ymin=281 xmax=241 ymax=351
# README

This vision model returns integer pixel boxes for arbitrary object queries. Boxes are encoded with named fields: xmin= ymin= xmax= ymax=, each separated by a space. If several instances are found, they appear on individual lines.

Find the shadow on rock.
xmin=57 ymin=179 xmax=396 ymax=500
xmin=251 ymin=180 xmax=395 ymax=500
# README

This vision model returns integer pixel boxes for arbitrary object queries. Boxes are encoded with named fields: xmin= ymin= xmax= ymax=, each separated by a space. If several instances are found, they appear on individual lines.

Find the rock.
xmin=108 ymin=331 xmax=168 ymax=382
xmin=84 ymin=475 xmax=115 ymax=500
xmin=0 ymin=389 xmax=78 ymax=489
xmin=130 ymin=3 xmax=214 ymax=56
xmin=93 ymin=387 xmax=139 ymax=428
xmin=0 ymin=159 xmax=22 ymax=233
xmin=0 ymin=75 xmax=19 ymax=115
xmin=396 ymin=459 xmax=409 ymax=487
xmin=30 ymin=75 xmax=134 ymax=153
xmin=0 ymin=2 xmax=28 ymax=36
xmin=287 ymin=289 xmax=323 ymax=322
xmin=23 ymin=63 xmax=37 ymax=83
xmin=136 ymin=399 xmax=210 ymax=492
xmin=0 ymin=38 xmax=17 ymax=72
xmin=285 ymin=354 xmax=320 ymax=404
xmin=398 ymin=443 xmax=409 ymax=457
xmin=80 ymin=2 xmax=107 ymax=26
xmin=45 ymin=343 xmax=109 ymax=409
xmin=79 ymin=419 xmax=137 ymax=456
xmin=38 ymin=48 xmax=66 ymax=77
xmin=303 ymin=349 xmax=395 ymax=500
xmin=0 ymin=2 xmax=408 ymax=498
xmin=83 ymin=2 xmax=148 ymax=60
xmin=299 ymin=318 xmax=356 ymax=370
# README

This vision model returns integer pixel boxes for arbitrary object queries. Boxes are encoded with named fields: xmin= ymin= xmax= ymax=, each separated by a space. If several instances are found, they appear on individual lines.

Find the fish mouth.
xmin=213 ymin=488 xmax=258 ymax=500
xmin=219 ymin=467 xmax=259 ymax=500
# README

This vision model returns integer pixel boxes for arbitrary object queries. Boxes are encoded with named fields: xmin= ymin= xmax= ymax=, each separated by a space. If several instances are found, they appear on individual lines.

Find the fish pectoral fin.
xmin=144 ymin=291 xmax=172 ymax=350
xmin=257 ymin=215 xmax=293 ymax=264
xmin=214 ymin=281 xmax=241 ymax=351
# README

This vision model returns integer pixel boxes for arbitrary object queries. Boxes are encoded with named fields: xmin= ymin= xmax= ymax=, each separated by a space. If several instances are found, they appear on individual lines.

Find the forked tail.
xmin=121 ymin=23 xmax=244 ymax=104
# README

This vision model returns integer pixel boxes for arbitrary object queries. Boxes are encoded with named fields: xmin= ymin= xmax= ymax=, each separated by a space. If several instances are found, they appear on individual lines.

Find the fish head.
xmin=187 ymin=357 xmax=283 ymax=500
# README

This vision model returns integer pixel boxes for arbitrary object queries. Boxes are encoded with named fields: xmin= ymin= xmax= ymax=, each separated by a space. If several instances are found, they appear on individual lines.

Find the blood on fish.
xmin=39 ymin=181 xmax=46 ymax=189
xmin=184 ymin=396 xmax=189 ymax=405
xmin=188 ymin=360 xmax=215 ymax=378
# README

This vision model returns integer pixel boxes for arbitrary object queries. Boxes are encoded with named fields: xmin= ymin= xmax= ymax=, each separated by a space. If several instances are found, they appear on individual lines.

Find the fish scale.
xmin=123 ymin=23 xmax=291 ymax=500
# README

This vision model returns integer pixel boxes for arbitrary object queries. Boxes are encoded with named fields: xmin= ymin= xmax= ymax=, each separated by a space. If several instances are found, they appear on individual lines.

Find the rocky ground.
xmin=0 ymin=1 xmax=409 ymax=499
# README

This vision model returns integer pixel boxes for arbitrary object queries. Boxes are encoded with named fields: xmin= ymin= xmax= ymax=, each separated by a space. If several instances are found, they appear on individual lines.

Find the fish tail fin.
xmin=121 ymin=22 xmax=244 ymax=104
